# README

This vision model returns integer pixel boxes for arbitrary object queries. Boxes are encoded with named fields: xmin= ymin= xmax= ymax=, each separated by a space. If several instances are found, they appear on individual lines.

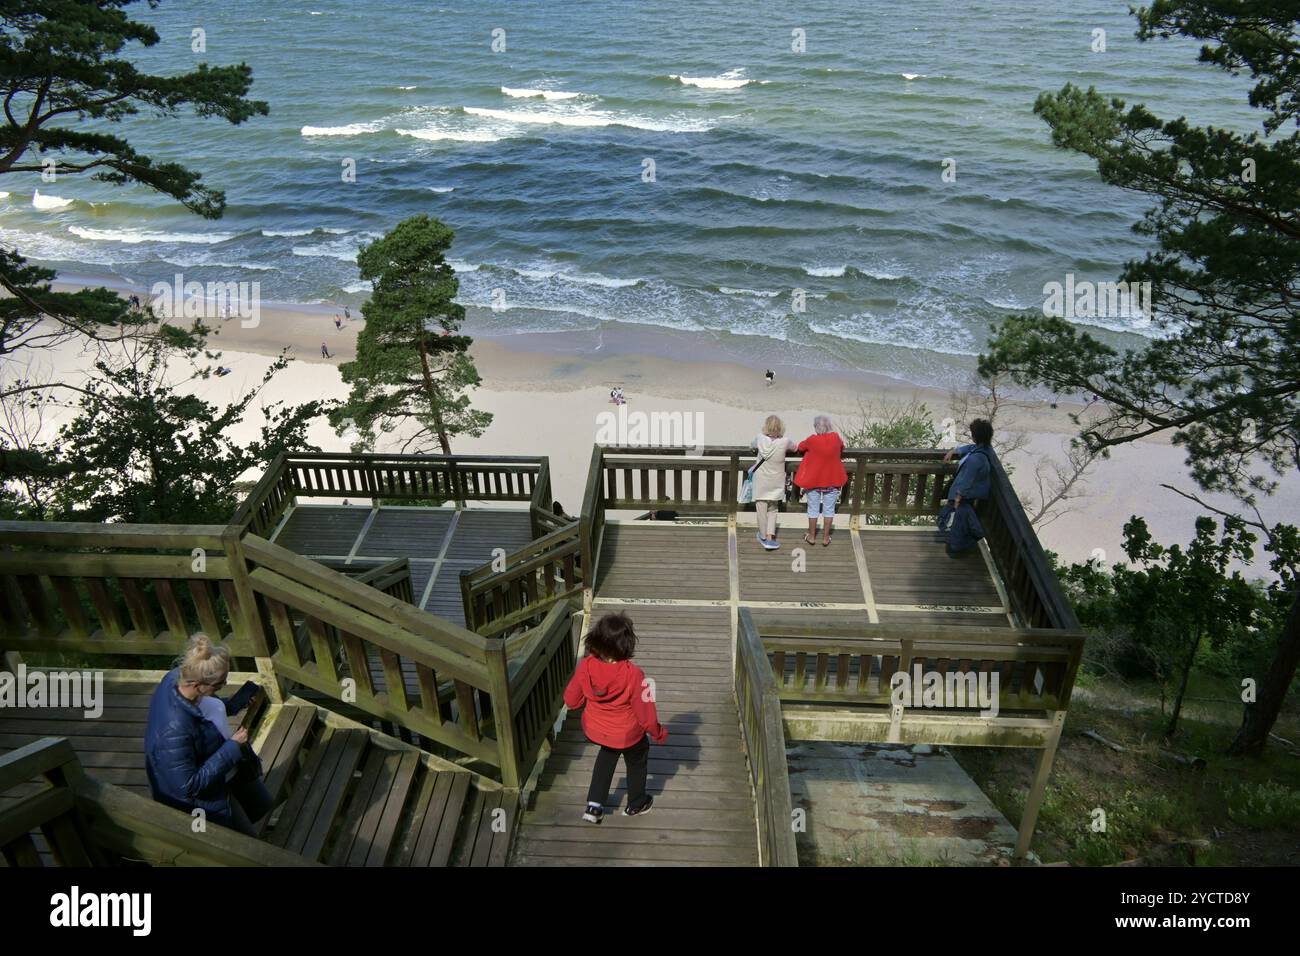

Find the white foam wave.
xmin=671 ymin=69 xmax=751 ymax=90
xmin=557 ymin=272 xmax=640 ymax=288
xmin=804 ymin=265 xmax=846 ymax=278
xmin=427 ymin=186 xmax=455 ymax=193
xmin=0 ymin=192 xmax=10 ymax=199
xmin=463 ymin=106 xmax=710 ymax=133
xmin=719 ymin=286 xmax=778 ymax=297
xmin=396 ymin=126 xmax=504 ymax=143
xmin=901 ymin=73 xmax=925 ymax=81
xmin=33 ymin=190 xmax=74 ymax=210
xmin=397 ymin=85 xmax=417 ymax=91
xmin=301 ymin=120 xmax=384 ymax=137
xmin=447 ymin=259 xmax=480 ymax=273
xmin=69 ymin=225 xmax=234 ymax=245
xmin=501 ymin=87 xmax=582 ymax=100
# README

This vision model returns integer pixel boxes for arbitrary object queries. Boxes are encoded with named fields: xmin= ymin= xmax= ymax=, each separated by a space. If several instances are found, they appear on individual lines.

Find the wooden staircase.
xmin=249 ymin=700 xmax=516 ymax=867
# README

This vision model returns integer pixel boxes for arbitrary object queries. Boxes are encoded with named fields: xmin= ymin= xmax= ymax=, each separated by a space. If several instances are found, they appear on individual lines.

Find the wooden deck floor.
xmin=511 ymin=518 xmax=1015 ymax=866
xmin=511 ymin=603 xmax=761 ymax=867
xmin=273 ymin=504 xmax=533 ymax=627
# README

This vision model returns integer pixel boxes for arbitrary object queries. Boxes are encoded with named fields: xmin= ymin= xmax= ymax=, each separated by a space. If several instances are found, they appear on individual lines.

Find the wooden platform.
xmin=272 ymin=504 xmax=533 ymax=627
xmin=512 ymin=519 xmax=1016 ymax=866
xmin=512 ymin=603 xmax=761 ymax=866
xmin=0 ymin=676 xmax=507 ymax=867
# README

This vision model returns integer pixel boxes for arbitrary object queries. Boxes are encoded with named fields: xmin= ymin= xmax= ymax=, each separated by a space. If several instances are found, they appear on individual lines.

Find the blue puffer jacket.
xmin=143 ymin=669 xmax=257 ymax=825
xmin=947 ymin=444 xmax=992 ymax=502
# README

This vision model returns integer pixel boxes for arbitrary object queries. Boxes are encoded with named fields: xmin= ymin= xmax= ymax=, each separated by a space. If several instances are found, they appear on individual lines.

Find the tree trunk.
xmin=1165 ymin=627 xmax=1202 ymax=741
xmin=416 ymin=338 xmax=452 ymax=455
xmin=1228 ymin=593 xmax=1300 ymax=756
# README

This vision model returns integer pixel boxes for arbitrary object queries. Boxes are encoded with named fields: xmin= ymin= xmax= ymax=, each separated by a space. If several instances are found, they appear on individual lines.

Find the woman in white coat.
xmin=750 ymin=415 xmax=798 ymax=550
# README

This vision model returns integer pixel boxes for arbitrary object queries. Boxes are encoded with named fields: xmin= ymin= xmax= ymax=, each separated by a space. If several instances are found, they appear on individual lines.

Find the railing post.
xmin=485 ymin=638 xmax=522 ymax=788
xmin=220 ymin=525 xmax=281 ymax=703
xmin=727 ymin=451 xmax=739 ymax=522
xmin=850 ymin=455 xmax=867 ymax=532
xmin=459 ymin=568 xmax=476 ymax=634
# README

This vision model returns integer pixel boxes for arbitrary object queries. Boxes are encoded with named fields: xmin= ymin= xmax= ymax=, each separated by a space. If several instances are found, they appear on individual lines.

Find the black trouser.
xmin=586 ymin=735 xmax=650 ymax=808
xmin=225 ymin=758 xmax=274 ymax=836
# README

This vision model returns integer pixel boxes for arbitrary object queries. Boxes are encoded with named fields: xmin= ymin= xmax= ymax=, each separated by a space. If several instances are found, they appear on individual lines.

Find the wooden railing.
xmin=231 ymin=453 xmax=548 ymax=538
xmin=585 ymin=445 xmax=1076 ymax=632
xmin=0 ymin=522 xmax=264 ymax=658
xmin=506 ymin=601 xmax=579 ymax=782
xmin=238 ymin=533 xmax=525 ymax=781
xmin=758 ymin=621 xmax=1085 ymax=717
xmin=460 ymin=523 xmax=583 ymax=638
xmin=982 ymin=452 xmax=1082 ymax=631
xmin=319 ymin=557 xmax=415 ymax=606
xmin=736 ymin=610 xmax=799 ymax=867
xmin=579 ymin=445 xmax=608 ymax=602
xmin=0 ymin=737 xmax=314 ymax=866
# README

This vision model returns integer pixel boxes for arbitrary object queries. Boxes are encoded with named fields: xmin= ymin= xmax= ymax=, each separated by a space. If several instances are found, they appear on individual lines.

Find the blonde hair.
xmin=177 ymin=633 xmax=231 ymax=685
xmin=762 ymin=415 xmax=785 ymax=438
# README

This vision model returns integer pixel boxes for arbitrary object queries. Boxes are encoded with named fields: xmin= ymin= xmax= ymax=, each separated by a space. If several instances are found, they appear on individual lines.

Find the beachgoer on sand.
xmin=334 ymin=315 xmax=342 ymax=330
xmin=765 ymin=369 xmax=775 ymax=387
xmin=344 ymin=306 xmax=351 ymax=321
xmin=794 ymin=414 xmax=848 ymax=547
xmin=746 ymin=415 xmax=798 ymax=551
xmin=563 ymin=612 xmax=668 ymax=824
xmin=321 ymin=343 xmax=331 ymax=359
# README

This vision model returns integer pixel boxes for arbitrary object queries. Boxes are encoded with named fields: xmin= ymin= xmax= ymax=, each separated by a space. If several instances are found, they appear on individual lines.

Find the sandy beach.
xmin=17 ymin=292 xmax=1300 ymax=571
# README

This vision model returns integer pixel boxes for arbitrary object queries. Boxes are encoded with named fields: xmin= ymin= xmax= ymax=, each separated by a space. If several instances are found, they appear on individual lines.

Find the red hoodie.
xmin=563 ymin=655 xmax=668 ymax=749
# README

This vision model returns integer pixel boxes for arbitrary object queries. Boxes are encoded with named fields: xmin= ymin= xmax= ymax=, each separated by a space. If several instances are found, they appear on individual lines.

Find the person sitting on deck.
xmin=143 ymin=634 xmax=272 ymax=836
xmin=937 ymin=418 xmax=994 ymax=555
xmin=563 ymin=612 xmax=668 ymax=824
xmin=793 ymin=414 xmax=849 ymax=548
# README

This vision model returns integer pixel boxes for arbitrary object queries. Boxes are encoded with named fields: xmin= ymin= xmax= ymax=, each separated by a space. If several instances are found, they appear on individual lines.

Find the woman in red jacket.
xmin=563 ymin=612 xmax=668 ymax=823
xmin=794 ymin=414 xmax=849 ymax=547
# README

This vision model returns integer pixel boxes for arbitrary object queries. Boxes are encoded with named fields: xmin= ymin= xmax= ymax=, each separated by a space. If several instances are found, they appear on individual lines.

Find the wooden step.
xmin=456 ymin=786 xmax=517 ymax=867
xmin=393 ymin=767 xmax=472 ymax=867
xmin=329 ymin=747 xmax=421 ymax=867
xmin=268 ymin=726 xmax=368 ymax=858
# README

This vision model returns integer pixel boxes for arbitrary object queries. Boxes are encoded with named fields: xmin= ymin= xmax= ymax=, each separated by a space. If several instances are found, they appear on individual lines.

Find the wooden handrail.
xmin=0 ymin=737 xmax=316 ymax=867
xmin=460 ymin=523 xmax=583 ymax=637
xmin=506 ymin=601 xmax=579 ymax=781
xmin=757 ymin=617 xmax=1085 ymax=713
xmin=736 ymin=609 xmax=799 ymax=867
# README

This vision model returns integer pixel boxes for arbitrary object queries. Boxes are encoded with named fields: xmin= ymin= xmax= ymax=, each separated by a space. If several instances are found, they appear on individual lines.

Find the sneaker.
xmin=623 ymin=796 xmax=654 ymax=817
xmin=757 ymin=531 xmax=780 ymax=551
xmin=582 ymin=803 xmax=604 ymax=824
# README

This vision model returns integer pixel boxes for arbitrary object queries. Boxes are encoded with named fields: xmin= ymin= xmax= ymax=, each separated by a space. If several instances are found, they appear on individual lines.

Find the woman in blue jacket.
xmin=938 ymin=419 xmax=994 ymax=553
xmin=143 ymin=634 xmax=271 ymax=835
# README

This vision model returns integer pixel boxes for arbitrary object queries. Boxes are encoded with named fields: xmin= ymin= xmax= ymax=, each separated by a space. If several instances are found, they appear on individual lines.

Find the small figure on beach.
xmin=563 ymin=612 xmax=667 ymax=824
xmin=128 ymin=293 xmax=141 ymax=312
xmin=765 ymin=368 xmax=775 ymax=388
xmin=609 ymin=386 xmax=626 ymax=405
xmin=320 ymin=342 xmax=331 ymax=359
xmin=938 ymin=419 xmax=994 ymax=555
xmin=334 ymin=314 xmax=343 ymax=331
xmin=215 ymin=366 xmax=232 ymax=377
xmin=344 ymin=306 xmax=351 ymax=322
xmin=747 ymin=415 xmax=798 ymax=551
xmin=221 ymin=304 xmax=233 ymax=321
xmin=793 ymin=414 xmax=848 ymax=548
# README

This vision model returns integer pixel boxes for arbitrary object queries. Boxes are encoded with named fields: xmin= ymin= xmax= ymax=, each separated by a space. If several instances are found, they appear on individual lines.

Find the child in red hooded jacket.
xmin=563 ymin=612 xmax=668 ymax=823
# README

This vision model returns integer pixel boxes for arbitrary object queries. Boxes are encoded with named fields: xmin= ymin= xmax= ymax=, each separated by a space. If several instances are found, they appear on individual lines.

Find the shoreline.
xmin=23 ymin=282 xmax=1300 ymax=571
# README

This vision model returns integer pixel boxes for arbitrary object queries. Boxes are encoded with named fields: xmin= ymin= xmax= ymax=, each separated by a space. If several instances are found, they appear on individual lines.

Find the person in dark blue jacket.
xmin=144 ymin=634 xmax=271 ymax=835
xmin=937 ymin=419 xmax=994 ymax=554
